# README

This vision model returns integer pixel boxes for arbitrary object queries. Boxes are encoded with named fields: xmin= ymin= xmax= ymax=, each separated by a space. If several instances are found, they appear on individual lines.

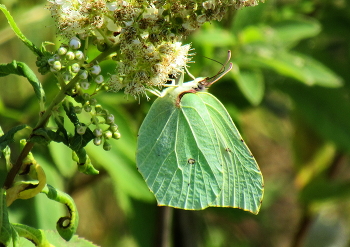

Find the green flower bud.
xmin=70 ymin=37 xmax=81 ymax=49
xmin=106 ymin=114 xmax=115 ymax=124
xmin=71 ymin=63 xmax=80 ymax=73
xmin=79 ymin=70 xmax=88 ymax=79
xmin=93 ymin=128 xmax=103 ymax=137
xmin=113 ymin=132 xmax=121 ymax=140
xmin=75 ymin=50 xmax=84 ymax=60
xmin=84 ymin=105 xmax=92 ymax=112
xmin=95 ymin=104 xmax=103 ymax=113
xmin=110 ymin=123 xmax=118 ymax=132
xmin=103 ymin=141 xmax=112 ymax=151
xmin=95 ymin=75 xmax=104 ymax=84
xmin=66 ymin=51 xmax=75 ymax=60
xmin=104 ymin=130 xmax=113 ymax=139
xmin=91 ymin=65 xmax=101 ymax=75
xmin=58 ymin=46 xmax=68 ymax=55
xmin=77 ymin=125 xmax=86 ymax=135
xmin=89 ymin=98 xmax=97 ymax=106
xmin=74 ymin=106 xmax=82 ymax=114
xmin=93 ymin=137 xmax=102 ymax=146
xmin=52 ymin=61 xmax=62 ymax=71
xmin=80 ymin=81 xmax=90 ymax=90
xmin=82 ymin=93 xmax=90 ymax=101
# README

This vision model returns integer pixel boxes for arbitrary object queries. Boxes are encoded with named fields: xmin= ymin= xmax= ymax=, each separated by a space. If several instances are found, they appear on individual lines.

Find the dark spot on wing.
xmin=188 ymin=158 xmax=196 ymax=164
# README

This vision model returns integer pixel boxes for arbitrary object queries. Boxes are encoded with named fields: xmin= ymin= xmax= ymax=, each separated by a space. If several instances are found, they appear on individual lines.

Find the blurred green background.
xmin=1 ymin=0 xmax=350 ymax=246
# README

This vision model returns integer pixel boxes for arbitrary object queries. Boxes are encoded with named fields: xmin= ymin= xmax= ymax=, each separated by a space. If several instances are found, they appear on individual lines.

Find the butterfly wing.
xmin=136 ymin=93 xmax=224 ymax=210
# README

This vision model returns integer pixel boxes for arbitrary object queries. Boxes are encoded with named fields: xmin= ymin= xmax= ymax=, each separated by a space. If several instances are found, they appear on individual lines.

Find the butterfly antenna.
xmin=206 ymin=50 xmax=233 ymax=86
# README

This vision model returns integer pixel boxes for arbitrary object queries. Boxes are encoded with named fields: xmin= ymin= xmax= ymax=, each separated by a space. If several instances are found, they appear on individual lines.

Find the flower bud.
xmin=89 ymin=98 xmax=97 ymax=106
xmin=71 ymin=63 xmax=80 ymax=73
xmin=94 ymin=75 xmax=104 ymax=84
xmin=93 ymin=137 xmax=102 ymax=146
xmin=103 ymin=141 xmax=112 ymax=151
xmin=84 ymin=105 xmax=92 ymax=112
xmin=70 ymin=37 xmax=81 ymax=49
xmin=93 ymin=128 xmax=103 ymax=137
xmin=106 ymin=114 xmax=115 ymax=124
xmin=75 ymin=50 xmax=84 ymax=60
xmin=95 ymin=104 xmax=103 ymax=113
xmin=74 ymin=106 xmax=82 ymax=114
xmin=63 ymin=72 xmax=72 ymax=82
xmin=79 ymin=70 xmax=88 ymax=79
xmin=104 ymin=130 xmax=112 ymax=139
xmin=110 ymin=123 xmax=118 ymax=132
xmin=52 ymin=61 xmax=62 ymax=71
xmin=80 ymin=81 xmax=90 ymax=90
xmin=82 ymin=93 xmax=90 ymax=101
xmin=77 ymin=125 xmax=86 ymax=135
xmin=66 ymin=51 xmax=75 ymax=60
xmin=113 ymin=132 xmax=121 ymax=139
xmin=91 ymin=65 xmax=101 ymax=75
xmin=57 ymin=46 xmax=68 ymax=55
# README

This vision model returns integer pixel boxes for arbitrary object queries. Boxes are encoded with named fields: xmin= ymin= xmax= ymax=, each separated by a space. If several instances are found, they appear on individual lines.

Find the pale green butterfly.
xmin=136 ymin=51 xmax=264 ymax=214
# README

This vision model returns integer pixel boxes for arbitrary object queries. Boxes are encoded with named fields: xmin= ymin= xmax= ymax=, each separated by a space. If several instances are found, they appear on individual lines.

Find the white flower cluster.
xmin=47 ymin=0 xmax=262 ymax=98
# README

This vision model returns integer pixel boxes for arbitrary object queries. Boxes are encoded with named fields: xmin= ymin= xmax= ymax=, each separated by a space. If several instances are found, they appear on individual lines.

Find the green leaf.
xmin=86 ymin=142 xmax=154 ymax=210
xmin=0 ymin=61 xmax=45 ymax=108
xmin=136 ymin=81 xmax=264 ymax=214
xmin=192 ymin=23 xmax=236 ymax=47
xmin=300 ymin=178 xmax=350 ymax=203
xmin=11 ymin=223 xmax=51 ymax=247
xmin=73 ymin=149 xmax=99 ymax=175
xmin=0 ymin=189 xmax=12 ymax=246
xmin=19 ymin=230 xmax=100 ymax=247
xmin=63 ymin=102 xmax=80 ymax=126
xmin=232 ymin=67 xmax=265 ymax=105
xmin=49 ymin=142 xmax=76 ymax=178
xmin=0 ymin=4 xmax=42 ymax=56
xmin=41 ymin=184 xmax=79 ymax=241
xmin=238 ymin=51 xmax=343 ymax=87
xmin=278 ymin=83 xmax=350 ymax=155
xmin=272 ymin=18 xmax=321 ymax=47
xmin=0 ymin=124 xmax=27 ymax=157
xmin=69 ymin=126 xmax=94 ymax=151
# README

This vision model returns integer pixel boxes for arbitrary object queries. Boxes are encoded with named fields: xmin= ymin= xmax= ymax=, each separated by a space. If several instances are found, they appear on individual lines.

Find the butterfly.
xmin=136 ymin=51 xmax=263 ymax=214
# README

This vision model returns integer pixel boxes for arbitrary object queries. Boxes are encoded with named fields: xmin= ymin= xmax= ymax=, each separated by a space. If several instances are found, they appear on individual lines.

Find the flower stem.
xmin=2 ymin=75 xmax=80 ymax=190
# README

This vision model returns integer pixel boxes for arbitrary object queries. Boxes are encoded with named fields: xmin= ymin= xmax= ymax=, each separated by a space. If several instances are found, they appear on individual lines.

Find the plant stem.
xmin=3 ymin=74 xmax=80 ymax=190
xmin=155 ymin=207 xmax=173 ymax=247
xmin=2 ymin=44 xmax=115 ymax=190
